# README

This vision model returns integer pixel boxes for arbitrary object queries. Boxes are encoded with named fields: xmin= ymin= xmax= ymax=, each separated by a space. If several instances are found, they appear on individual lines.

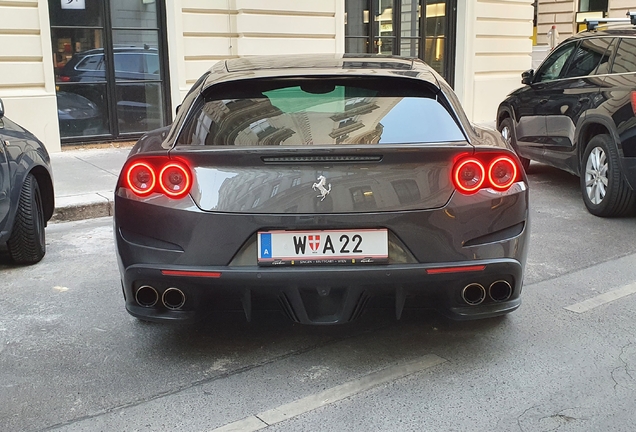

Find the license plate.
xmin=257 ymin=229 xmax=388 ymax=266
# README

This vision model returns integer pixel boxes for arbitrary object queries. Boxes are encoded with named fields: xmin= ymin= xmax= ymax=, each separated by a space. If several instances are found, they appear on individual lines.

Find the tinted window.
xmin=114 ymin=53 xmax=143 ymax=74
xmin=611 ymin=38 xmax=636 ymax=74
xmin=535 ymin=42 xmax=577 ymax=82
xmin=144 ymin=53 xmax=160 ymax=74
xmin=561 ymin=38 xmax=612 ymax=79
xmin=75 ymin=54 xmax=105 ymax=71
xmin=595 ymin=37 xmax=617 ymax=75
xmin=177 ymin=80 xmax=466 ymax=146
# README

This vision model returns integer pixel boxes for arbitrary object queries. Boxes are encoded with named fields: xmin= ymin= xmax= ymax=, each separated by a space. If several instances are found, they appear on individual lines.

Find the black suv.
xmin=56 ymin=46 xmax=160 ymax=82
xmin=497 ymin=21 xmax=636 ymax=217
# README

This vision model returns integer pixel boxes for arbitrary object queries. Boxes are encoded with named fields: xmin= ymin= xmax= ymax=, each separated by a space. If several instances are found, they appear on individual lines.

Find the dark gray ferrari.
xmin=114 ymin=55 xmax=530 ymax=325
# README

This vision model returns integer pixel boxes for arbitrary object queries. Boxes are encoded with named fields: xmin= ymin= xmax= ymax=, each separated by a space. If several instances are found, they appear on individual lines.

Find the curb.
xmin=51 ymin=192 xmax=114 ymax=222
xmin=51 ymin=202 xmax=113 ymax=223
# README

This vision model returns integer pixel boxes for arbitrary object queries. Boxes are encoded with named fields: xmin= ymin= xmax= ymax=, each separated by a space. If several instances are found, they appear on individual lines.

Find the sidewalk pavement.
xmin=50 ymin=146 xmax=131 ymax=222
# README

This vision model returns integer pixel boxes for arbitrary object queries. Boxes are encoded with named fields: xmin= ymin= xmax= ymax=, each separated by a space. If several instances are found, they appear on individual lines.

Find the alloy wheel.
xmin=585 ymin=146 xmax=609 ymax=205
xmin=500 ymin=126 xmax=511 ymax=145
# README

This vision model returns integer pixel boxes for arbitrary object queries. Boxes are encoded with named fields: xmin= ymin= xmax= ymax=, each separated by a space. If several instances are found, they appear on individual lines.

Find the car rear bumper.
xmin=115 ymin=181 xmax=529 ymax=324
xmin=121 ymin=258 xmax=523 ymax=324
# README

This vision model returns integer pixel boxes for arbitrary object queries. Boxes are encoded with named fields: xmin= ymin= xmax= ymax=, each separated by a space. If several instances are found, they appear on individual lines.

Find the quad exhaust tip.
xmin=135 ymin=285 xmax=159 ymax=307
xmin=462 ymin=283 xmax=486 ymax=305
xmin=162 ymin=287 xmax=186 ymax=310
xmin=489 ymin=280 xmax=513 ymax=302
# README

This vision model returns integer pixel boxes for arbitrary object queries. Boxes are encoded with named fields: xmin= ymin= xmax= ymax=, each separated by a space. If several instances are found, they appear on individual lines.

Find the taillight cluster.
xmin=124 ymin=157 xmax=192 ymax=199
xmin=452 ymin=153 xmax=520 ymax=194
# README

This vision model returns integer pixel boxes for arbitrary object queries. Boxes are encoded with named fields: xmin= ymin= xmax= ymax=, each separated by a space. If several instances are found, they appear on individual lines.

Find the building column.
xmin=0 ymin=1 xmax=61 ymax=152
xmin=454 ymin=0 xmax=534 ymax=125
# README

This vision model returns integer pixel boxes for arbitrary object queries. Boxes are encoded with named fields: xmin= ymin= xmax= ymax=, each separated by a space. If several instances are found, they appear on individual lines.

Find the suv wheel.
xmin=581 ymin=134 xmax=635 ymax=217
xmin=499 ymin=117 xmax=530 ymax=172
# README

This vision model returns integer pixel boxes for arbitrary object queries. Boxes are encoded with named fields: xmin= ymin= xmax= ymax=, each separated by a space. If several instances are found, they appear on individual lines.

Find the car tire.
xmin=7 ymin=173 xmax=46 ymax=264
xmin=499 ymin=117 xmax=530 ymax=172
xmin=581 ymin=134 xmax=636 ymax=217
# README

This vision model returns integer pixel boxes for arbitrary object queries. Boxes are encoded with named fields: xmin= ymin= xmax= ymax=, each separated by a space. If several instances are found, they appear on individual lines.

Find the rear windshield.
xmin=176 ymin=78 xmax=466 ymax=146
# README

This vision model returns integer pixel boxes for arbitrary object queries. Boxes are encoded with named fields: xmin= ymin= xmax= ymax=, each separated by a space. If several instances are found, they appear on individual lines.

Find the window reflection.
xmin=178 ymin=83 xmax=465 ymax=147
xmin=351 ymin=186 xmax=377 ymax=210
xmin=392 ymin=179 xmax=421 ymax=204
xmin=612 ymin=38 xmax=636 ymax=74
xmin=110 ymin=0 xmax=158 ymax=28
xmin=49 ymin=0 xmax=167 ymax=142
xmin=344 ymin=1 xmax=450 ymax=77
xmin=116 ymin=83 xmax=164 ymax=133
xmin=56 ymin=85 xmax=109 ymax=138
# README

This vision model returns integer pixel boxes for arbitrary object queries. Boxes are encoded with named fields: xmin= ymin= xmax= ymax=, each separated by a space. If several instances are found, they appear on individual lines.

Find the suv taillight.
xmin=631 ymin=91 xmax=636 ymax=116
xmin=123 ymin=157 xmax=192 ymax=199
xmin=452 ymin=153 xmax=520 ymax=195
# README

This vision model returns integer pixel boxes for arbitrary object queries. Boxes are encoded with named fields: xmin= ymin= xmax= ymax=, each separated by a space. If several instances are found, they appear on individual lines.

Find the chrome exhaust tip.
xmin=162 ymin=287 xmax=186 ymax=310
xmin=461 ymin=283 xmax=486 ymax=305
xmin=135 ymin=285 xmax=159 ymax=307
xmin=489 ymin=280 xmax=513 ymax=302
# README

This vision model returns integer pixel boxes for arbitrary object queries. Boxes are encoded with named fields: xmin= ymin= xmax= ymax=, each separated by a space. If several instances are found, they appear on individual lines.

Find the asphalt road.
xmin=2 ymin=163 xmax=636 ymax=432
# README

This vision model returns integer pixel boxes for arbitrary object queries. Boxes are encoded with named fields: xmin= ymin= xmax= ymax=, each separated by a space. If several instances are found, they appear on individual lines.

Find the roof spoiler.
xmin=585 ymin=11 xmax=636 ymax=31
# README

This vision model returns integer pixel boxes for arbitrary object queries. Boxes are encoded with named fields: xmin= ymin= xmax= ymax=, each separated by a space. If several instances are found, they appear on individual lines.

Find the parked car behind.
xmin=56 ymin=91 xmax=102 ymax=137
xmin=55 ymin=46 xmax=162 ymax=134
xmin=56 ymin=46 xmax=160 ymax=83
xmin=0 ymin=99 xmax=54 ymax=264
xmin=497 ymin=23 xmax=636 ymax=217
xmin=114 ymin=54 xmax=530 ymax=325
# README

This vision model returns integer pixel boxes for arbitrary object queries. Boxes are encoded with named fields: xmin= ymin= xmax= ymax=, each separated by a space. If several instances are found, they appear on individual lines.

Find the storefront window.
xmin=49 ymin=1 xmax=104 ymax=27
xmin=424 ymin=1 xmax=447 ymax=74
xmin=579 ymin=0 xmax=609 ymax=12
xmin=52 ymin=28 xmax=104 ymax=83
xmin=110 ymin=0 xmax=157 ymax=27
xmin=374 ymin=0 xmax=395 ymax=55
xmin=401 ymin=0 xmax=420 ymax=57
xmin=345 ymin=0 xmax=370 ymax=53
xmin=344 ymin=0 xmax=456 ymax=83
xmin=49 ymin=0 xmax=169 ymax=142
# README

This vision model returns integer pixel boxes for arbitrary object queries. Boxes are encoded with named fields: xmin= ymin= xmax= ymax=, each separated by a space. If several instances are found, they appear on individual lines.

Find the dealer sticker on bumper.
xmin=257 ymin=229 xmax=389 ymax=266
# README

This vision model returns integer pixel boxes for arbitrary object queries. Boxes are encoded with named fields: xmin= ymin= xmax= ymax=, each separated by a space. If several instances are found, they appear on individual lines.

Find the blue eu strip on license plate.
xmin=260 ymin=232 xmax=272 ymax=259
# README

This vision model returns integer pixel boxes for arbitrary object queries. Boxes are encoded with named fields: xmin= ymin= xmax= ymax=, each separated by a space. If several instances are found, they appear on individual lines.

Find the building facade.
xmin=536 ymin=0 xmax=633 ymax=45
xmin=0 ymin=0 xmax=534 ymax=153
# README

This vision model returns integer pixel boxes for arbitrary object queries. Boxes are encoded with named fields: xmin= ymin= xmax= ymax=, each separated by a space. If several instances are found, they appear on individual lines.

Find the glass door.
xmin=344 ymin=0 xmax=456 ymax=84
xmin=49 ymin=0 xmax=170 ymax=143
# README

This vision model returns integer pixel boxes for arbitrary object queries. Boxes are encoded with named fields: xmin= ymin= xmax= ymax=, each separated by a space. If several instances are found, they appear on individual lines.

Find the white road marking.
xmin=564 ymin=282 xmax=636 ymax=313
xmin=210 ymin=354 xmax=446 ymax=432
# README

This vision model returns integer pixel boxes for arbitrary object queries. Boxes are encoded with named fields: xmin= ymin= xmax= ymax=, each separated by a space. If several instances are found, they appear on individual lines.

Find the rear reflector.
xmin=161 ymin=270 xmax=222 ymax=278
xmin=426 ymin=265 xmax=486 ymax=275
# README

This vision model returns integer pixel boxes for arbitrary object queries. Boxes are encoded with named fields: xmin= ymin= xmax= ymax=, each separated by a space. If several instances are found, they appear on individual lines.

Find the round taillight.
xmin=159 ymin=162 xmax=192 ymax=198
xmin=126 ymin=162 xmax=156 ymax=196
xmin=453 ymin=158 xmax=485 ymax=193
xmin=488 ymin=156 xmax=517 ymax=190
